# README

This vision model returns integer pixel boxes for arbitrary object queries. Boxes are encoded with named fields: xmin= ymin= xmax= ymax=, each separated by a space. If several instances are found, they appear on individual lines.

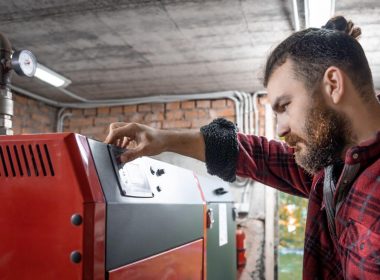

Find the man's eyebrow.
xmin=272 ymin=94 xmax=291 ymax=112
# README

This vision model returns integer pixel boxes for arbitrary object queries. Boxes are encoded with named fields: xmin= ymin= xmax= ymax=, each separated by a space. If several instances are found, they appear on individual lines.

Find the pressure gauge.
xmin=11 ymin=50 xmax=37 ymax=77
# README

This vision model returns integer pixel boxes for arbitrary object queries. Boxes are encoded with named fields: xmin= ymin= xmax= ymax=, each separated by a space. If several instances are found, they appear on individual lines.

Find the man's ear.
xmin=322 ymin=66 xmax=345 ymax=104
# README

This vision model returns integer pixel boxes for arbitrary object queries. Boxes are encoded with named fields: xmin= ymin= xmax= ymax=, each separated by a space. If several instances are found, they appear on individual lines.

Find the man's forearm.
xmin=162 ymin=130 xmax=205 ymax=162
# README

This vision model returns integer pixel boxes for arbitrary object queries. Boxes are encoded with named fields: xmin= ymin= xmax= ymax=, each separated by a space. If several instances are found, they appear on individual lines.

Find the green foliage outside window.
xmin=279 ymin=192 xmax=308 ymax=248
xmin=279 ymin=192 xmax=308 ymax=280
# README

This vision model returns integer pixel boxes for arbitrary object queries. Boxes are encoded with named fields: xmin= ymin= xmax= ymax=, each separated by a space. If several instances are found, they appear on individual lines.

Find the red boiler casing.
xmin=0 ymin=133 xmax=207 ymax=280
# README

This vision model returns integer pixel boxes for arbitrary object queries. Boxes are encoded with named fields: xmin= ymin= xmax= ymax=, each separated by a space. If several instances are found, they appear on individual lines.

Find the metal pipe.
xmin=56 ymin=107 xmax=72 ymax=132
xmin=10 ymin=85 xmax=62 ymax=107
xmin=248 ymin=93 xmax=254 ymax=134
xmin=242 ymin=92 xmax=249 ymax=133
xmin=57 ymin=112 xmax=72 ymax=132
xmin=59 ymin=87 xmax=88 ymax=102
xmin=292 ymin=0 xmax=301 ymax=31
xmin=230 ymin=91 xmax=244 ymax=131
xmin=252 ymin=91 xmax=267 ymax=134
xmin=240 ymin=91 xmax=253 ymax=134
xmin=0 ymin=33 xmax=14 ymax=135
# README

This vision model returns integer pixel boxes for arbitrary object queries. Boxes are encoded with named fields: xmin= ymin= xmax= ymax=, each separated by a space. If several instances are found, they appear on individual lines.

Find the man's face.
xmin=267 ymin=60 xmax=351 ymax=174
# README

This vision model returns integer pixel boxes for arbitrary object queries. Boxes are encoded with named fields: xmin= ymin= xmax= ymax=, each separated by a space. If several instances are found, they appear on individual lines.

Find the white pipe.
xmin=57 ymin=112 xmax=72 ymax=132
xmin=235 ymin=91 xmax=245 ymax=132
xmin=292 ymin=0 xmax=301 ymax=31
xmin=59 ymin=87 xmax=88 ymax=102
xmin=232 ymin=91 xmax=245 ymax=131
xmin=233 ymin=92 xmax=255 ymax=199
xmin=241 ymin=91 xmax=254 ymax=134
xmin=57 ymin=107 xmax=66 ymax=119
xmin=243 ymin=93 xmax=249 ymax=133
xmin=57 ymin=107 xmax=65 ymax=131
xmin=252 ymin=91 xmax=267 ymax=134
xmin=10 ymin=85 xmax=63 ymax=107
xmin=248 ymin=93 xmax=254 ymax=134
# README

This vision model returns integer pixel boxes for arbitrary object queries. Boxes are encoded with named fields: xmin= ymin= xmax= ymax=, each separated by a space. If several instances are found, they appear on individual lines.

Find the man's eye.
xmin=282 ymin=103 xmax=290 ymax=111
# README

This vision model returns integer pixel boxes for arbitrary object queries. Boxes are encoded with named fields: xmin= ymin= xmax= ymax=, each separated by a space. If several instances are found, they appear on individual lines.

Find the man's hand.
xmin=105 ymin=122 xmax=167 ymax=162
xmin=104 ymin=122 xmax=206 ymax=163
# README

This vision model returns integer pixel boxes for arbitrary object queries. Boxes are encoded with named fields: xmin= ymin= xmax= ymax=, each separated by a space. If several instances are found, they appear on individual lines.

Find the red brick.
xmin=145 ymin=112 xmax=164 ymax=122
xmin=97 ymin=107 xmax=109 ymax=116
xmin=138 ymin=104 xmax=152 ymax=112
xmin=94 ymin=116 xmax=119 ymax=126
xmin=124 ymin=113 xmax=144 ymax=123
xmin=71 ymin=109 xmax=84 ymax=117
xmin=14 ymin=107 xmax=21 ymax=116
xmin=63 ymin=118 xmax=71 ymax=128
xmin=70 ymin=117 xmax=94 ymax=127
xmin=226 ymin=99 xmax=235 ymax=107
xmin=27 ymin=98 xmax=38 ymax=106
xmin=181 ymin=101 xmax=195 ymax=109
xmin=211 ymin=99 xmax=226 ymax=108
xmin=151 ymin=103 xmax=165 ymax=112
xmin=210 ymin=108 xmax=235 ymax=118
xmin=162 ymin=120 xmax=191 ymax=129
xmin=198 ymin=110 xmax=209 ymax=118
xmin=196 ymin=100 xmax=211 ymax=108
xmin=80 ymin=126 xmax=103 ymax=136
xmin=39 ymin=105 xmax=51 ymax=114
xmin=10 ymin=95 xmax=57 ymax=134
xmin=184 ymin=111 xmax=198 ymax=119
xmin=191 ymin=118 xmax=210 ymax=128
xmin=224 ymin=116 xmax=236 ymax=123
xmin=31 ymin=113 xmax=50 ymax=124
xmin=110 ymin=106 xmax=123 ymax=115
xmin=165 ymin=110 xmax=184 ymax=120
xmin=147 ymin=121 xmax=162 ymax=129
xmin=83 ymin=108 xmax=97 ymax=116
xmin=124 ymin=105 xmax=137 ymax=113
xmin=166 ymin=102 xmax=180 ymax=110
xmin=15 ymin=95 xmax=28 ymax=105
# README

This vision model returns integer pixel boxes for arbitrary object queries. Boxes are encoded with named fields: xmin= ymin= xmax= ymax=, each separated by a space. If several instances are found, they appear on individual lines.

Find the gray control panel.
xmin=108 ymin=145 xmax=153 ymax=198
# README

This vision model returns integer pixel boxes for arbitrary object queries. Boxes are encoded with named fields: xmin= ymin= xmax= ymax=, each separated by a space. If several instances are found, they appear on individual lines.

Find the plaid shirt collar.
xmin=344 ymin=130 xmax=380 ymax=166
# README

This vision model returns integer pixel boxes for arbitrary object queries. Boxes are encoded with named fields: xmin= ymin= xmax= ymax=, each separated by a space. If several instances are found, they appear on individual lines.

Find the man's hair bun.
xmin=322 ymin=16 xmax=361 ymax=39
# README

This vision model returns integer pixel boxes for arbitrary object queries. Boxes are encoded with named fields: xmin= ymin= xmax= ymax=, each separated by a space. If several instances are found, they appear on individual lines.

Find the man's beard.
xmin=285 ymin=104 xmax=352 ymax=175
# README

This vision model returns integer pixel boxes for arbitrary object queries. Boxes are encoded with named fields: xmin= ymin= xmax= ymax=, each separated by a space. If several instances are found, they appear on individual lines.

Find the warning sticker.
xmin=219 ymin=203 xmax=228 ymax=246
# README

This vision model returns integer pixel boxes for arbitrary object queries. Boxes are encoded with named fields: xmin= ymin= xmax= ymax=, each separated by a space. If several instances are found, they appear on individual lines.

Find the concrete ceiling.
xmin=1 ymin=0 xmax=380 ymax=103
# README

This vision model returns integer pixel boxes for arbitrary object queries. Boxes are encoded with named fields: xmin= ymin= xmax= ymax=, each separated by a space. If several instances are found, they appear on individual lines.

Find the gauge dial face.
xmin=12 ymin=50 xmax=37 ymax=77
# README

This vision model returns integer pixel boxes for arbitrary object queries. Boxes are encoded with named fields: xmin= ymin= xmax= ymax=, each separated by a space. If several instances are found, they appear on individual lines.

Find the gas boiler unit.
xmin=0 ymin=133 xmax=211 ymax=280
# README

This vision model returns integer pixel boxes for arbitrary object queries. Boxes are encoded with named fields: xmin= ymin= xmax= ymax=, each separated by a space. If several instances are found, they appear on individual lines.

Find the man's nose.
xmin=276 ymin=116 xmax=290 ymax=138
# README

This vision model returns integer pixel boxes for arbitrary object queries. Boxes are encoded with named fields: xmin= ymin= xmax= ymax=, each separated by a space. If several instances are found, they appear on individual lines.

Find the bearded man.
xmin=105 ymin=16 xmax=380 ymax=279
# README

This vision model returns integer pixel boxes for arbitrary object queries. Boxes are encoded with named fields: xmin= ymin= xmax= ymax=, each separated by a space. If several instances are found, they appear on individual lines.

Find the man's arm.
xmin=105 ymin=119 xmax=313 ymax=196
xmin=236 ymin=133 xmax=312 ymax=198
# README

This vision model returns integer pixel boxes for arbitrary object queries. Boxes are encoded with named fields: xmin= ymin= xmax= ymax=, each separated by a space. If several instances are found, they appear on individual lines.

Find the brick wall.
xmin=63 ymin=99 xmax=236 ymax=141
xmin=13 ymin=94 xmax=58 ymax=134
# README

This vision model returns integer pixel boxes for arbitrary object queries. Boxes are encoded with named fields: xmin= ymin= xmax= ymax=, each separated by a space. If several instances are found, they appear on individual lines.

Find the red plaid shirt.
xmin=236 ymin=131 xmax=380 ymax=280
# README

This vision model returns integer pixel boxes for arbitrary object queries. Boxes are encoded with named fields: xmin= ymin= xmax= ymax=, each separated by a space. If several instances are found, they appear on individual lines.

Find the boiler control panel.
xmin=109 ymin=146 xmax=153 ymax=198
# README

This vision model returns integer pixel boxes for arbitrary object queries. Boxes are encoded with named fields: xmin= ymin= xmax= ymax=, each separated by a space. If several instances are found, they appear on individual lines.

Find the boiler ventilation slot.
xmin=0 ymin=144 xmax=55 ymax=177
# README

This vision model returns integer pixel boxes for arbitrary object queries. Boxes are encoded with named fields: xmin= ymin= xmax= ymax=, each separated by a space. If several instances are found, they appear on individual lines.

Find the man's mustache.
xmin=284 ymin=134 xmax=305 ymax=147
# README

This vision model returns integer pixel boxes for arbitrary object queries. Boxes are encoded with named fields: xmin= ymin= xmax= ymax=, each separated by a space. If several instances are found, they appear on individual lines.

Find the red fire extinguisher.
xmin=236 ymin=224 xmax=247 ymax=271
